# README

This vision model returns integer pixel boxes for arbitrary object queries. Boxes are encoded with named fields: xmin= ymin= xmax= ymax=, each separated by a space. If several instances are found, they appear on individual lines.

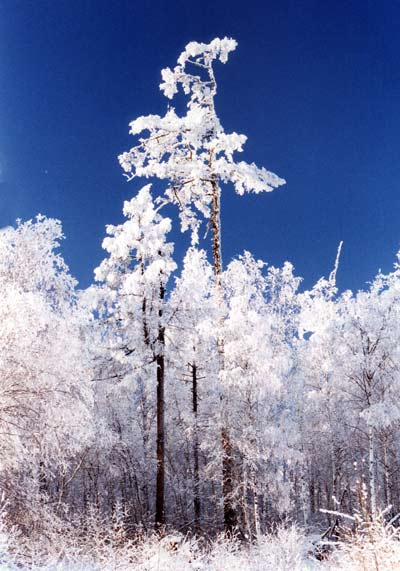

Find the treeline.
xmin=2 ymin=210 xmax=400 ymax=538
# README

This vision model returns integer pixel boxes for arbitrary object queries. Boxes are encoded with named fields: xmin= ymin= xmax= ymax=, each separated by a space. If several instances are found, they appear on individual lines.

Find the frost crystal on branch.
xmin=119 ymin=37 xmax=286 ymax=244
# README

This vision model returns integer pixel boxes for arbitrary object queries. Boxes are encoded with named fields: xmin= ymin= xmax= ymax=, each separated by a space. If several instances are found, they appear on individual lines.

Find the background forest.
xmin=1 ymin=34 xmax=400 ymax=571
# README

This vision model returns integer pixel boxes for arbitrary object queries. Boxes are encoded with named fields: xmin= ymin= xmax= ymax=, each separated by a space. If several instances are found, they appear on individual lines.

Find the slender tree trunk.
xmin=368 ymin=426 xmax=377 ymax=516
xmin=300 ymin=473 xmax=310 ymax=527
xmin=141 ymin=260 xmax=150 ymax=347
xmin=141 ymin=272 xmax=152 ymax=525
xmin=252 ymin=470 xmax=261 ymax=540
xmin=39 ymin=461 xmax=48 ymax=495
xmin=210 ymin=176 xmax=223 ymax=282
xmin=210 ymin=175 xmax=237 ymax=532
xmin=155 ymin=282 xmax=166 ymax=528
xmin=242 ymin=467 xmax=252 ymax=539
xmin=191 ymin=363 xmax=201 ymax=530
xmin=142 ymin=422 xmax=151 ymax=523
xmin=383 ymin=435 xmax=391 ymax=507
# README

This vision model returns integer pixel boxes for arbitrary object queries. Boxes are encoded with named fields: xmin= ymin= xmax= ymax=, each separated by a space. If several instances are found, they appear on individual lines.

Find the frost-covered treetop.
xmin=94 ymin=184 xmax=176 ymax=291
xmin=0 ymin=215 xmax=77 ymax=309
xmin=177 ymin=37 xmax=237 ymax=65
xmin=119 ymin=37 xmax=286 ymax=243
xmin=159 ymin=37 xmax=238 ymax=101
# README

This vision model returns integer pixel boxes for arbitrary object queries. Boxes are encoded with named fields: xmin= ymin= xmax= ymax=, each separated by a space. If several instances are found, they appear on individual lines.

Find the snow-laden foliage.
xmin=0 ymin=217 xmax=95 ymax=530
xmin=0 ymin=216 xmax=76 ymax=310
xmin=119 ymin=37 xmax=285 ymax=243
xmin=296 ymin=253 xmax=400 ymax=520
xmin=219 ymin=253 xmax=302 ymax=524
xmin=93 ymin=183 xmax=176 ymax=356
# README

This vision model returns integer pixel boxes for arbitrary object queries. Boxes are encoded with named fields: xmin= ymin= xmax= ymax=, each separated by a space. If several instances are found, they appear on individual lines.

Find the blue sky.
xmin=1 ymin=0 xmax=399 ymax=291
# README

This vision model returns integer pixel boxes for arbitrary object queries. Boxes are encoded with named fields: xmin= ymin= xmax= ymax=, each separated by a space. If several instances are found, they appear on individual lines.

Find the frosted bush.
xmin=330 ymin=511 xmax=400 ymax=571
xmin=205 ymin=526 xmax=324 ymax=571
xmin=135 ymin=534 xmax=204 ymax=571
xmin=14 ymin=526 xmax=326 ymax=571
xmin=253 ymin=525 xmax=318 ymax=570
xmin=0 ymin=496 xmax=19 ymax=571
xmin=207 ymin=535 xmax=244 ymax=571
xmin=8 ymin=520 xmax=400 ymax=570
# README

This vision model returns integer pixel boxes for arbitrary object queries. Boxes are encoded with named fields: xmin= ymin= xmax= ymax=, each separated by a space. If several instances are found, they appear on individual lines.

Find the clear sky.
xmin=1 ymin=0 xmax=399 ymax=292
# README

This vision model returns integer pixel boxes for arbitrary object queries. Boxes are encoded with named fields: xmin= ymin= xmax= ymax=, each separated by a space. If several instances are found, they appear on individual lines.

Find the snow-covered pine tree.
xmin=94 ymin=185 xmax=176 ymax=527
xmin=119 ymin=37 xmax=285 ymax=531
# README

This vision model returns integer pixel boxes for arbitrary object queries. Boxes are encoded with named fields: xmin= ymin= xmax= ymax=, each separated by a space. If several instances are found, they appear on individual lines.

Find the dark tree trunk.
xmin=191 ymin=363 xmax=201 ymax=529
xmin=221 ymin=427 xmax=236 ymax=532
xmin=210 ymin=176 xmax=237 ymax=533
xmin=155 ymin=282 xmax=166 ymax=528
xmin=39 ymin=461 xmax=48 ymax=497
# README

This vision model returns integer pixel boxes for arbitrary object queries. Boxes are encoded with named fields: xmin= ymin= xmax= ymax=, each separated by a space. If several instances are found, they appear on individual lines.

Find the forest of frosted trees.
xmin=1 ymin=38 xmax=400 ymax=569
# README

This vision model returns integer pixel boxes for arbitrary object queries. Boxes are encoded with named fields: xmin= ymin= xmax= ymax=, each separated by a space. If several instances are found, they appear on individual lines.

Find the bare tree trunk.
xmin=155 ymin=282 xmax=166 ymax=528
xmin=141 ymin=417 xmax=151 ymax=524
xmin=383 ymin=435 xmax=391 ymax=507
xmin=369 ymin=426 xmax=377 ymax=516
xmin=309 ymin=468 xmax=316 ymax=516
xmin=210 ymin=176 xmax=223 ymax=282
xmin=242 ymin=468 xmax=252 ymax=539
xmin=252 ymin=469 xmax=261 ymax=540
xmin=300 ymin=466 xmax=310 ymax=527
xmin=191 ymin=362 xmax=201 ymax=530
xmin=39 ymin=461 xmax=48 ymax=497
xmin=141 ymin=261 xmax=153 ymax=526
xmin=210 ymin=175 xmax=237 ymax=533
